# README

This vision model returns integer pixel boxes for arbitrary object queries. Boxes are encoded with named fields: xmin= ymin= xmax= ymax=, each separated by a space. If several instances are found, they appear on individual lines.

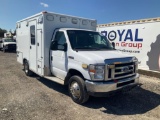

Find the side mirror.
xmin=51 ymin=41 xmax=67 ymax=52
xmin=57 ymin=43 xmax=67 ymax=52
xmin=111 ymin=42 xmax=115 ymax=49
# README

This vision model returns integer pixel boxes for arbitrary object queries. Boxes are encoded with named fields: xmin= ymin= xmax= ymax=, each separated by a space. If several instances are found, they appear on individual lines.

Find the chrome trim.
xmin=104 ymin=57 xmax=137 ymax=81
xmin=114 ymin=61 xmax=133 ymax=64
xmin=114 ymin=73 xmax=136 ymax=79
xmin=115 ymin=69 xmax=134 ymax=75
xmin=115 ymin=65 xmax=134 ymax=70
xmin=111 ymin=67 xmax=115 ymax=79
xmin=105 ymin=65 xmax=108 ymax=80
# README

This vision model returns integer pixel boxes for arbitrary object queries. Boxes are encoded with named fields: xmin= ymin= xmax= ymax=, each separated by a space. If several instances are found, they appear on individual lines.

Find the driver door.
xmin=50 ymin=31 xmax=68 ymax=80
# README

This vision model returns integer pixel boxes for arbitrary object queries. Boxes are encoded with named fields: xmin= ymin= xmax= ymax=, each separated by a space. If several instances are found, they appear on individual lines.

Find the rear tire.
xmin=68 ymin=75 xmax=89 ymax=104
xmin=24 ymin=61 xmax=33 ymax=76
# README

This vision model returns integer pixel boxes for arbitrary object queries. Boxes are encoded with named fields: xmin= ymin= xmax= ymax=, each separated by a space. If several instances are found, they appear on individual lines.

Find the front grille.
xmin=114 ymin=62 xmax=135 ymax=79
xmin=8 ymin=44 xmax=16 ymax=49
xmin=117 ymin=80 xmax=134 ymax=87
xmin=105 ymin=61 xmax=136 ymax=80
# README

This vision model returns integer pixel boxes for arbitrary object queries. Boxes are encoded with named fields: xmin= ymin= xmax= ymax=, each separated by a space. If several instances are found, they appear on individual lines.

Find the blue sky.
xmin=0 ymin=0 xmax=160 ymax=31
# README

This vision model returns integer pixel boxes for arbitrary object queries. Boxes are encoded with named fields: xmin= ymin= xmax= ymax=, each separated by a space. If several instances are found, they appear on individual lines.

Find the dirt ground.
xmin=0 ymin=52 xmax=160 ymax=120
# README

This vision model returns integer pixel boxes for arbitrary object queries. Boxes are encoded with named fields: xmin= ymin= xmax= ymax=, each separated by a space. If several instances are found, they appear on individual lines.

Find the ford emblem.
xmin=122 ymin=66 xmax=129 ymax=72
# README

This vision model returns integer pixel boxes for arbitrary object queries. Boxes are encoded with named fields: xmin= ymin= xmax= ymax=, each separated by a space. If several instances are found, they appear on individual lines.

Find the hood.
xmin=72 ymin=50 xmax=134 ymax=64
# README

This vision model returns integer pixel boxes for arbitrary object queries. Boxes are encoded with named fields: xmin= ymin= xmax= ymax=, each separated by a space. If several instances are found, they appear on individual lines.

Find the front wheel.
xmin=68 ymin=75 xmax=89 ymax=104
xmin=24 ymin=61 xmax=33 ymax=76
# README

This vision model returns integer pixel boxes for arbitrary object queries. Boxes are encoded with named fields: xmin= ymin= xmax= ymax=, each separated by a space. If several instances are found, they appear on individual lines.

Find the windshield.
xmin=4 ymin=39 xmax=15 ymax=42
xmin=67 ymin=30 xmax=114 ymax=50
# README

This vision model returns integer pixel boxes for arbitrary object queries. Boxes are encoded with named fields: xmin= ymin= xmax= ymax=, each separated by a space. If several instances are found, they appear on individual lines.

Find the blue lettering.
xmin=135 ymin=29 xmax=143 ymax=41
xmin=101 ymin=29 xmax=143 ymax=42
xmin=124 ymin=29 xmax=133 ymax=41
xmin=117 ymin=30 xmax=125 ymax=41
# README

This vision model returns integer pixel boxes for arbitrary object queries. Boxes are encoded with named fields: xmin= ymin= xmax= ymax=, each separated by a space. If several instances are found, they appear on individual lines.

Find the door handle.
xmin=68 ymin=56 xmax=74 ymax=59
xmin=51 ymin=56 xmax=53 ymax=61
xmin=30 ymin=46 xmax=32 ymax=49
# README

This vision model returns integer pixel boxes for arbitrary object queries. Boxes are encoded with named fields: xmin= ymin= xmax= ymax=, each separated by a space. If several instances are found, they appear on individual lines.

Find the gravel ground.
xmin=0 ymin=52 xmax=160 ymax=120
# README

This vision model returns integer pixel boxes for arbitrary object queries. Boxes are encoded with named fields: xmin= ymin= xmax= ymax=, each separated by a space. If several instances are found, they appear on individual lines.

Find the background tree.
xmin=0 ymin=28 xmax=7 ymax=38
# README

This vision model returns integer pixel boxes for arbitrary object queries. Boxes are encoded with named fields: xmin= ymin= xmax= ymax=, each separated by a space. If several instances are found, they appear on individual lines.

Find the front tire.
xmin=68 ymin=75 xmax=89 ymax=104
xmin=24 ymin=61 xmax=33 ymax=76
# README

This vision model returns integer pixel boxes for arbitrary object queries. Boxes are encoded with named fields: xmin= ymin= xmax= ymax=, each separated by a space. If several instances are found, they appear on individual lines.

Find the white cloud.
xmin=40 ymin=2 xmax=49 ymax=8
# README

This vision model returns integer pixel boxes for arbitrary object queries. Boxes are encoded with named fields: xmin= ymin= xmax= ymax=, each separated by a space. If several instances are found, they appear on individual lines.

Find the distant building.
xmin=4 ymin=32 xmax=12 ymax=38
xmin=4 ymin=31 xmax=16 ymax=38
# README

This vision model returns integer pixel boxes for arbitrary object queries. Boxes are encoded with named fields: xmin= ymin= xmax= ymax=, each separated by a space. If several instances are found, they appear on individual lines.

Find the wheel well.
xmin=64 ymin=69 xmax=85 ymax=85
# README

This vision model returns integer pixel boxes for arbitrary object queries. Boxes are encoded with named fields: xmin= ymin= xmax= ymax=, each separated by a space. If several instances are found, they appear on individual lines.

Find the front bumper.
xmin=85 ymin=73 xmax=139 ymax=96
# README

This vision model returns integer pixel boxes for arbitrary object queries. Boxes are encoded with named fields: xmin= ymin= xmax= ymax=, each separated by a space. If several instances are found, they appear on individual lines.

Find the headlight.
xmin=89 ymin=64 xmax=105 ymax=81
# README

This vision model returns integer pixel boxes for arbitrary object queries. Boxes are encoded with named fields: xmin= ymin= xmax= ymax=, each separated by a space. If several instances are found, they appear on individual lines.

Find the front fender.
xmin=68 ymin=60 xmax=90 ymax=80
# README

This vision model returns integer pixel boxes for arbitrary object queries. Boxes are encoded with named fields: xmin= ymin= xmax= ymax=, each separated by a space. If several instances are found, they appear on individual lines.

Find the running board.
xmin=44 ymin=76 xmax=64 ymax=85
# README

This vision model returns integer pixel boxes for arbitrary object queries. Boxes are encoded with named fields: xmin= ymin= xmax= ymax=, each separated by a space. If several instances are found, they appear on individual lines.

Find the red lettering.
xmin=138 ymin=43 xmax=142 ymax=49
xmin=121 ymin=42 xmax=126 ymax=47
xmin=120 ymin=42 xmax=142 ymax=49
xmin=133 ymin=43 xmax=137 ymax=48
xmin=116 ymin=42 xmax=119 ymax=46
xmin=129 ymin=43 xmax=133 ymax=47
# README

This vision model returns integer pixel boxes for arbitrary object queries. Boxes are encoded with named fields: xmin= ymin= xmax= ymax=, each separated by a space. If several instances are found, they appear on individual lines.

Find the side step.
xmin=44 ymin=76 xmax=64 ymax=85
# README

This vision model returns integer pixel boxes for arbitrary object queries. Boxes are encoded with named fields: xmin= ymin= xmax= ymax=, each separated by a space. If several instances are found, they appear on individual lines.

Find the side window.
xmin=51 ymin=31 xmax=66 ymax=50
xmin=55 ymin=31 xmax=66 ymax=45
xmin=30 ymin=25 xmax=35 ymax=45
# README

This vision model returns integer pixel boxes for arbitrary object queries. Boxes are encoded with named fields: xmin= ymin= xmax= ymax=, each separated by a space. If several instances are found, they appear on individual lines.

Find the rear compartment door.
xmin=37 ymin=29 xmax=42 ymax=74
xmin=29 ymin=20 xmax=37 ymax=72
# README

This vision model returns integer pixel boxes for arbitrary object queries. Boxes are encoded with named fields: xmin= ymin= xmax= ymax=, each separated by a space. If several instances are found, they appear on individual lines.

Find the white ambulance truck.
xmin=97 ymin=18 xmax=160 ymax=72
xmin=16 ymin=12 xmax=139 ymax=104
